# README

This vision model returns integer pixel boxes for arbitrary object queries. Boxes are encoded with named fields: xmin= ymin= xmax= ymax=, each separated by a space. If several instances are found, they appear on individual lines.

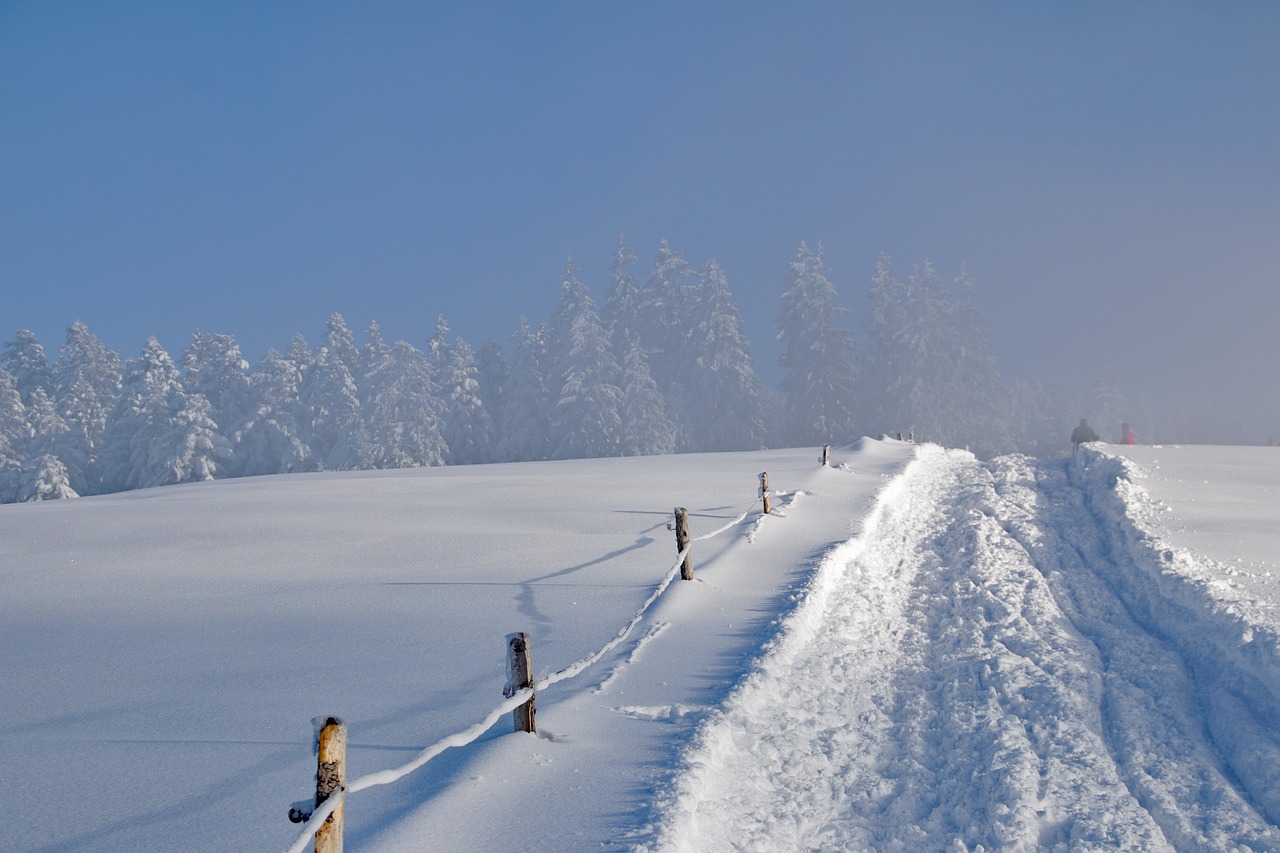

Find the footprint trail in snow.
xmin=646 ymin=446 xmax=1280 ymax=852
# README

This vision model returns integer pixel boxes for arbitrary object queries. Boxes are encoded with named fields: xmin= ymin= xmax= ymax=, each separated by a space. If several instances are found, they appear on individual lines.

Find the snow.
xmin=2 ymin=439 xmax=1278 ymax=852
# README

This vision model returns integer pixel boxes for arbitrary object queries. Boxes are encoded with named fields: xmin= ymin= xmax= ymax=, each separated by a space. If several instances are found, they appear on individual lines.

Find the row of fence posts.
xmin=287 ymin=446 xmax=832 ymax=851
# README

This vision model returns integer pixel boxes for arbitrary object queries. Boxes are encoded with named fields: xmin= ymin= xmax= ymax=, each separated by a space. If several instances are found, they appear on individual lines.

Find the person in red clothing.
xmin=1121 ymin=422 xmax=1135 ymax=445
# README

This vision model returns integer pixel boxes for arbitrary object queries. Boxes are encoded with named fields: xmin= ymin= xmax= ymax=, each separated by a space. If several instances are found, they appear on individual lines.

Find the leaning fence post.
xmin=315 ymin=716 xmax=346 ymax=853
xmin=673 ymin=507 xmax=693 ymax=580
xmin=506 ymin=632 xmax=536 ymax=733
xmin=759 ymin=472 xmax=771 ymax=515
xmin=820 ymin=444 xmax=830 ymax=466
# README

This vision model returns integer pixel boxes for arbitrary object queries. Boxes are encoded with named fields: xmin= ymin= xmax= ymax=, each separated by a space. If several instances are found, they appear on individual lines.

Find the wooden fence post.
xmin=759 ymin=472 xmax=771 ymax=515
xmin=506 ymin=632 xmax=536 ymax=733
xmin=315 ymin=717 xmax=346 ymax=853
xmin=820 ymin=444 xmax=830 ymax=467
xmin=674 ymin=507 xmax=693 ymax=581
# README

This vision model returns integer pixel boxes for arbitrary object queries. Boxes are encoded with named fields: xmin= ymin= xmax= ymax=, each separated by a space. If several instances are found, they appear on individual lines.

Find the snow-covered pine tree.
xmin=286 ymin=333 xmax=314 ymax=374
xmin=154 ymin=391 xmax=228 ymax=485
xmin=16 ymin=454 xmax=77 ymax=502
xmin=428 ymin=315 xmax=493 ymax=465
xmin=363 ymin=340 xmax=447 ymax=467
xmin=619 ymin=335 xmax=676 ymax=457
xmin=100 ymin=338 xmax=229 ymax=492
xmin=2 ymin=329 xmax=55 ymax=406
xmin=55 ymin=321 xmax=122 ymax=495
xmin=475 ymin=339 xmax=509 ymax=458
xmin=602 ymin=235 xmax=642 ymax=356
xmin=680 ymin=259 xmax=768 ymax=451
xmin=496 ymin=317 xmax=551 ymax=462
xmin=776 ymin=242 xmax=858 ymax=447
xmin=323 ymin=313 xmax=362 ymax=381
xmin=545 ymin=258 xmax=623 ymax=460
xmin=18 ymin=386 xmax=80 ymax=499
xmin=358 ymin=321 xmax=391 ymax=402
xmin=862 ymin=257 xmax=1010 ymax=455
xmin=0 ymin=369 xmax=27 ymax=502
xmin=182 ymin=331 xmax=254 ymax=476
xmin=861 ymin=252 xmax=908 ymax=436
xmin=296 ymin=343 xmax=363 ymax=471
xmin=238 ymin=348 xmax=310 ymax=475
xmin=637 ymin=239 xmax=697 ymax=393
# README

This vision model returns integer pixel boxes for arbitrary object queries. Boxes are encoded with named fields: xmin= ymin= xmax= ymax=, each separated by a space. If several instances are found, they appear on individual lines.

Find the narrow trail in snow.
xmin=646 ymin=447 xmax=1280 ymax=852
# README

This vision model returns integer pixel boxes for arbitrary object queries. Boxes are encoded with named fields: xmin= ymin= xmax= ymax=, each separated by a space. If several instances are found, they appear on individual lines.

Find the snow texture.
xmin=2 ymin=439 xmax=1277 ymax=852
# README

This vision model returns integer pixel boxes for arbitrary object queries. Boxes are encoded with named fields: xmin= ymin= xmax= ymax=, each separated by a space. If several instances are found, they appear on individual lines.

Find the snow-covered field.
xmin=3 ymin=439 xmax=1278 ymax=851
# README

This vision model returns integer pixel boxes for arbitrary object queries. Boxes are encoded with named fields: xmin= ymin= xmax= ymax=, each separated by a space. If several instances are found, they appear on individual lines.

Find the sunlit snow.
xmin=2 ymin=439 xmax=1277 ymax=852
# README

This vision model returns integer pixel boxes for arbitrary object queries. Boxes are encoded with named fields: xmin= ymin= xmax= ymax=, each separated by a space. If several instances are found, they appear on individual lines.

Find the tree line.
xmin=1 ymin=238 xmax=1100 ymax=503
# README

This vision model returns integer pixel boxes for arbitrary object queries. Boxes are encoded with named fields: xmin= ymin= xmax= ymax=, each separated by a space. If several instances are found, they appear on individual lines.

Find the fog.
xmin=2 ymin=4 xmax=1276 ymax=445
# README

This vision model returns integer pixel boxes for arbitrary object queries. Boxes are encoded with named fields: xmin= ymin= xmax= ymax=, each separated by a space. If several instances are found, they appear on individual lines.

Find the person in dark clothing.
xmin=1071 ymin=418 xmax=1100 ymax=453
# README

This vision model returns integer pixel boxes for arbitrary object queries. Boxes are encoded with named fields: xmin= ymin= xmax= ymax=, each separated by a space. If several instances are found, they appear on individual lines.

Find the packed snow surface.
xmin=2 ymin=440 xmax=1277 ymax=852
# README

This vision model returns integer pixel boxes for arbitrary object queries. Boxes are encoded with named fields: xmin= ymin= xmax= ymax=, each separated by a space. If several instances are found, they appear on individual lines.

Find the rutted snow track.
xmin=646 ymin=446 xmax=1280 ymax=852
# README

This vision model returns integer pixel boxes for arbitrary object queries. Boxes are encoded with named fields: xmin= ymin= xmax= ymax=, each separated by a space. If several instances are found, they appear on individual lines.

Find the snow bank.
xmin=1071 ymin=446 xmax=1280 ymax=825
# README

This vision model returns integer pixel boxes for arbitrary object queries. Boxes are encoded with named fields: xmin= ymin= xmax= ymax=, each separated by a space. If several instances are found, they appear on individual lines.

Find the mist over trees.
xmin=3 ymin=238 xmax=1141 ymax=503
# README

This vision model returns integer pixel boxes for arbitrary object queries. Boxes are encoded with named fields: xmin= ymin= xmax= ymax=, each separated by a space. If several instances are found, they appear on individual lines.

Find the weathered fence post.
xmin=506 ymin=632 xmax=536 ymax=733
xmin=820 ymin=444 xmax=830 ymax=467
xmin=759 ymin=472 xmax=771 ymax=515
xmin=315 ymin=716 xmax=346 ymax=853
xmin=673 ymin=507 xmax=693 ymax=580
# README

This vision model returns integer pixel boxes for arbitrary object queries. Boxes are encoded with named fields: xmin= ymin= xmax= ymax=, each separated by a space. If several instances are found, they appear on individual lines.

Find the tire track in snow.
xmin=645 ymin=447 xmax=1279 ymax=852
xmin=994 ymin=454 xmax=1280 ymax=851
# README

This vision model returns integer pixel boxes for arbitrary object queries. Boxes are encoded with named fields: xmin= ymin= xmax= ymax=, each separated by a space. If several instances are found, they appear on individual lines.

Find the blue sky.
xmin=2 ymin=2 xmax=1277 ymax=433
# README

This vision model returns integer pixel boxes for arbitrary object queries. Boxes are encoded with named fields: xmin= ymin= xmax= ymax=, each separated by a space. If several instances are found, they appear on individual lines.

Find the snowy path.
xmin=648 ymin=447 xmax=1280 ymax=852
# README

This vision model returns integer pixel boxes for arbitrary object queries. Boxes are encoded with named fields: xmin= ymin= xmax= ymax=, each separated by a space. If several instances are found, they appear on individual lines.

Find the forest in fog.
xmin=3 ymin=239 xmax=1142 ymax=503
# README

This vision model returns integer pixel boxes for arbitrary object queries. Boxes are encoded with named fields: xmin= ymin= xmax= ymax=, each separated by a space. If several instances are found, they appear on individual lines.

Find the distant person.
xmin=1071 ymin=418 xmax=1099 ymax=453
xmin=1121 ymin=422 xmax=1135 ymax=445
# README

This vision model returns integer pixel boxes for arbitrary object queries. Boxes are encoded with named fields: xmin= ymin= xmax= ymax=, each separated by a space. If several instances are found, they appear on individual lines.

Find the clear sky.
xmin=2 ymin=2 xmax=1277 ymax=437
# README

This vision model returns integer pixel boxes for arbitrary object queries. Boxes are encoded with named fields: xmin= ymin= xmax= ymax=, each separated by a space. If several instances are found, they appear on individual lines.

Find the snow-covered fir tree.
xmin=100 ymin=338 xmax=228 ymax=491
xmin=602 ymin=235 xmax=642 ymax=356
xmin=239 ymin=348 xmax=310 ymax=475
xmin=54 ymin=322 xmax=122 ymax=495
xmin=0 ymin=369 xmax=27 ymax=502
xmin=496 ymin=317 xmax=551 ymax=462
xmin=862 ymin=256 xmax=1010 ymax=455
xmin=16 ymin=454 xmax=77 ymax=502
xmin=2 ymin=329 xmax=56 ymax=406
xmin=18 ymin=386 xmax=79 ymax=499
xmin=358 ymin=321 xmax=391 ymax=402
xmin=182 ymin=331 xmax=254 ymax=475
xmin=545 ymin=258 xmax=624 ymax=460
xmin=619 ymin=336 xmax=676 ymax=457
xmin=428 ymin=315 xmax=493 ymax=465
xmin=776 ymin=242 xmax=859 ymax=447
xmin=681 ymin=259 xmax=768 ymax=451
xmin=637 ymin=239 xmax=697 ymax=393
xmin=286 ymin=333 xmax=314 ymax=374
xmin=297 ymin=343 xmax=363 ymax=471
xmin=475 ymin=339 xmax=509 ymax=457
xmin=323 ymin=313 xmax=362 ymax=381
xmin=363 ymin=339 xmax=447 ymax=468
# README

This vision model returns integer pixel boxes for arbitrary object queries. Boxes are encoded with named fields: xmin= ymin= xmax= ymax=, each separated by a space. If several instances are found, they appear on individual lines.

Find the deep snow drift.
xmin=2 ymin=440 xmax=1277 ymax=852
